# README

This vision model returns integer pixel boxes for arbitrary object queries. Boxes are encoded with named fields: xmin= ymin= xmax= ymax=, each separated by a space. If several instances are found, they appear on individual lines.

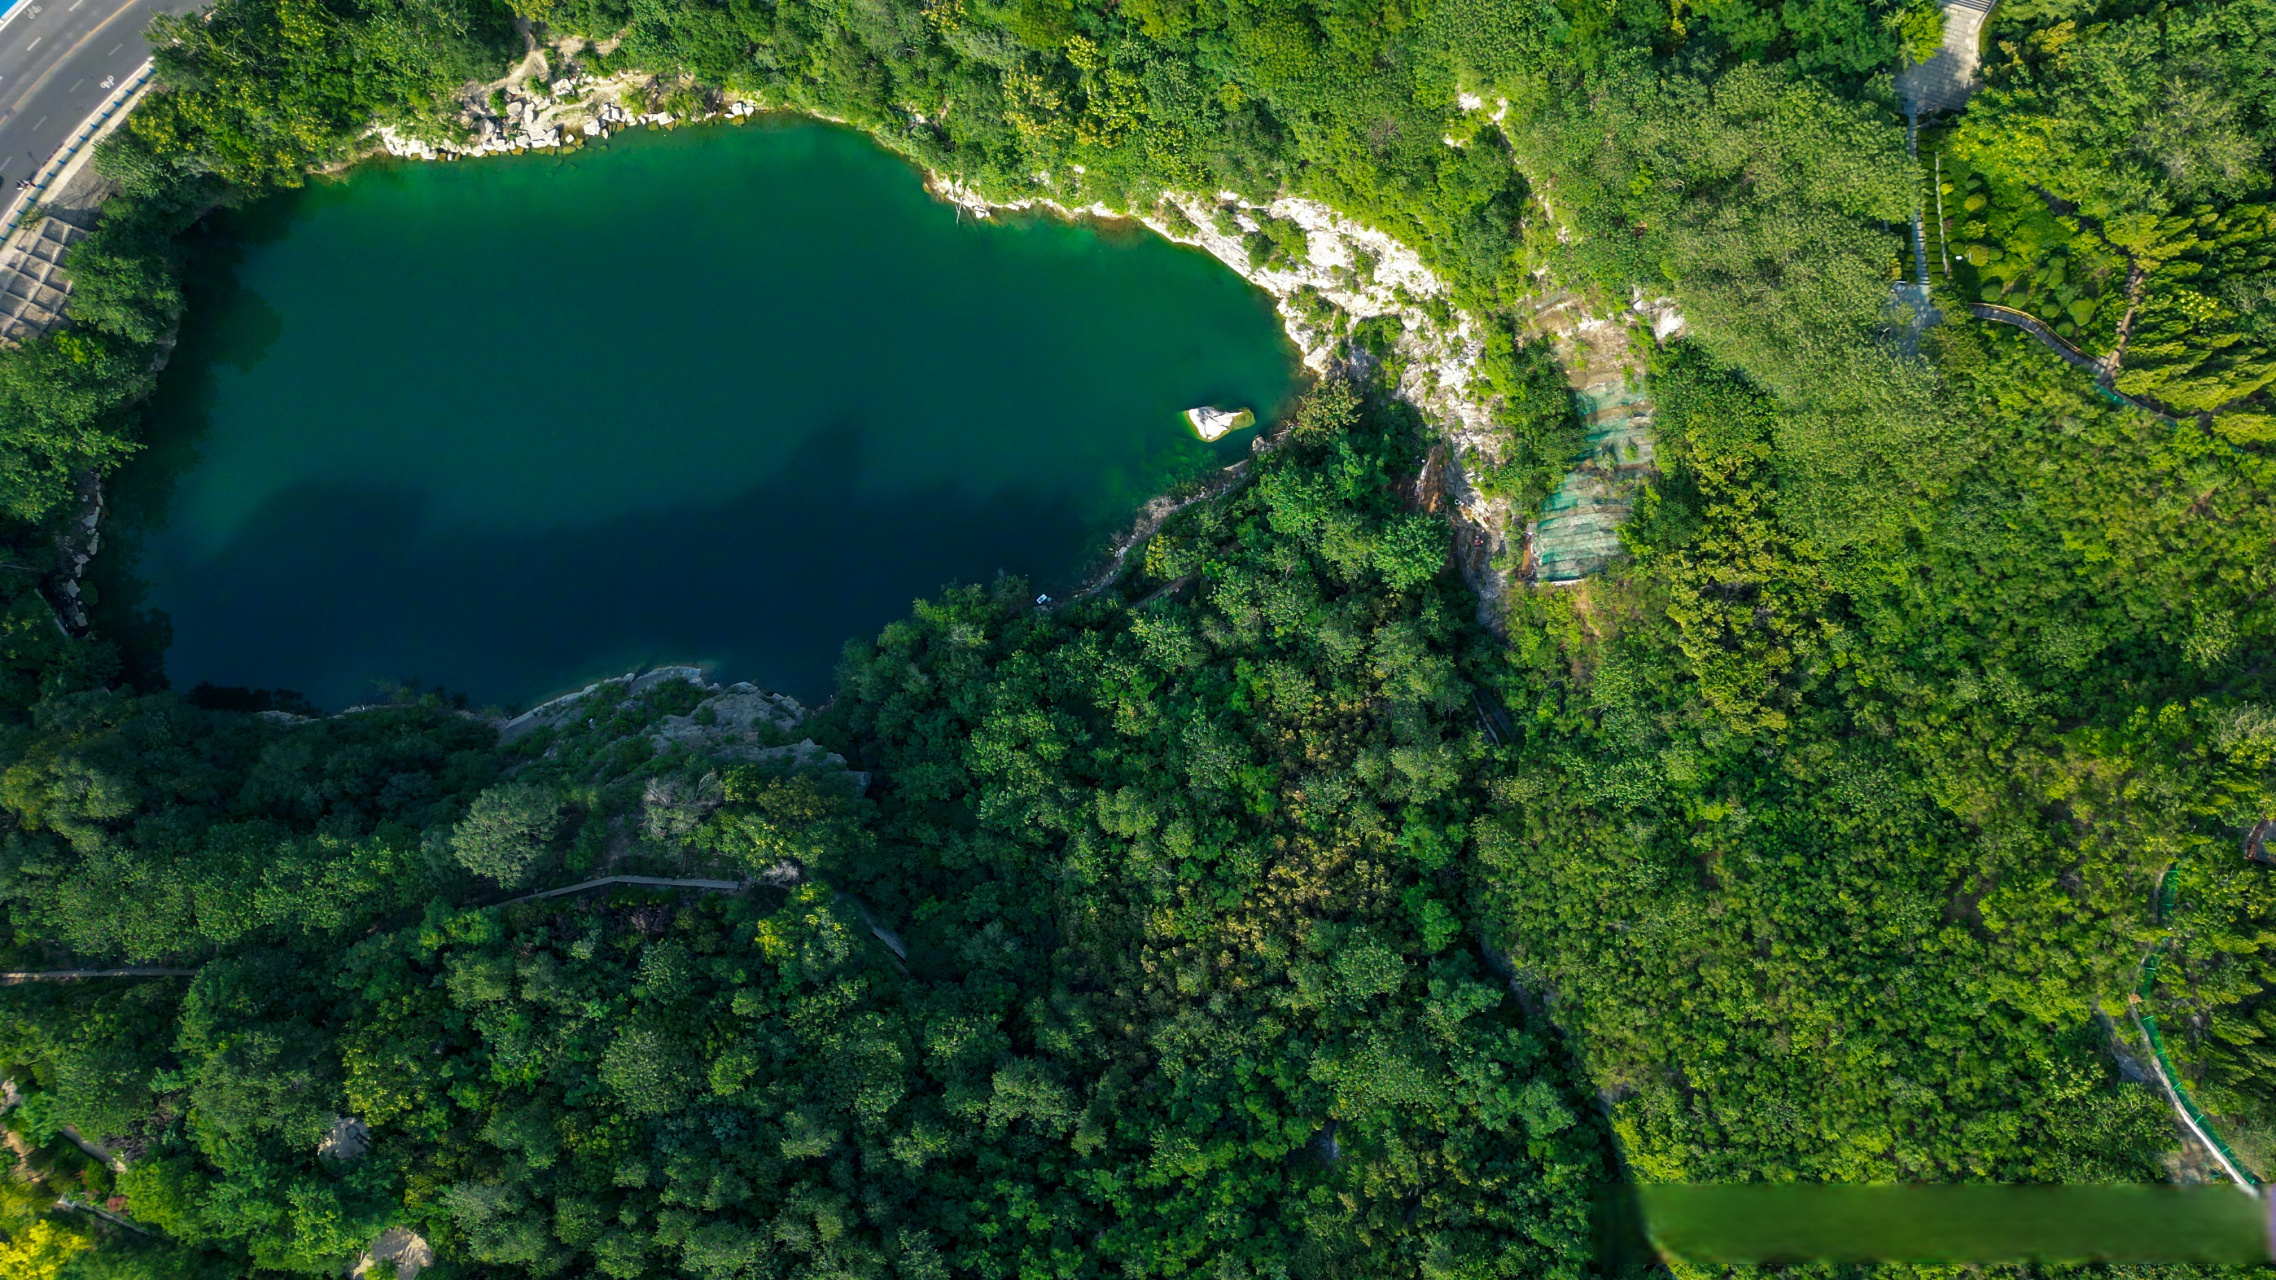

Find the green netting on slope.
xmin=1531 ymin=377 xmax=1658 ymax=582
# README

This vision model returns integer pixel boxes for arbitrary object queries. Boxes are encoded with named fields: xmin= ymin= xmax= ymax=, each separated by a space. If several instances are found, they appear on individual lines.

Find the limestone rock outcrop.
xmin=1184 ymin=406 xmax=1255 ymax=441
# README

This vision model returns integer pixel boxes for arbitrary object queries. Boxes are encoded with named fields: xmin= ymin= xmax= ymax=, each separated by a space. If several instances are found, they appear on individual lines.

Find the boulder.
xmin=1184 ymin=406 xmax=1256 ymax=441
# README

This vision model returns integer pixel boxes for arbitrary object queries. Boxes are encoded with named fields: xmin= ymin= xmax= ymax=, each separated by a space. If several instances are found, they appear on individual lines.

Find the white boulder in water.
xmin=1184 ymin=406 xmax=1256 ymax=441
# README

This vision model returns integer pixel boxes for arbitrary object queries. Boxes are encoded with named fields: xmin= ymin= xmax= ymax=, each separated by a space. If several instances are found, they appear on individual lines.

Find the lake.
xmin=99 ymin=117 xmax=1298 ymax=710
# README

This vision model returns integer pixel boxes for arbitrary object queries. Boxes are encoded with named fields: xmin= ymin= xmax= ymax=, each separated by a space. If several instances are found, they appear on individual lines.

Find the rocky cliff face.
xmin=46 ymin=470 xmax=102 ymax=635
xmin=497 ymin=666 xmax=870 ymax=794
xmin=370 ymin=74 xmax=772 ymax=161
xmin=931 ymin=163 xmax=1683 ymax=623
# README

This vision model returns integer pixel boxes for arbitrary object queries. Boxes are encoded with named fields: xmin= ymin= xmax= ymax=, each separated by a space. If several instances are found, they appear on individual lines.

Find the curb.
xmin=0 ymin=60 xmax=155 ymax=259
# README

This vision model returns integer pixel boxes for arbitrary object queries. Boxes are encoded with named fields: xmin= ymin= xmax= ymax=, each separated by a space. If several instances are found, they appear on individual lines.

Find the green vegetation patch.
xmin=1 ymin=0 xmax=2275 ymax=1275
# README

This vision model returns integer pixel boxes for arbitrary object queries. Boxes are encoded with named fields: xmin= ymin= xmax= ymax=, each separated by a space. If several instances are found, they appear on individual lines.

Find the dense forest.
xmin=1 ymin=0 xmax=2273 ymax=1272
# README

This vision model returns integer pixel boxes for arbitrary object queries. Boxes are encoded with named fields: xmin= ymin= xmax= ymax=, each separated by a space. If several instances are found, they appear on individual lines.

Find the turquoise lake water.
xmin=101 ymin=117 xmax=1298 ymax=709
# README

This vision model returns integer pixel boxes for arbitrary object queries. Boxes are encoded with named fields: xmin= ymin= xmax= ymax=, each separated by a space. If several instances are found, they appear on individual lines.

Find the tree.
xmin=450 ymin=782 xmax=566 ymax=888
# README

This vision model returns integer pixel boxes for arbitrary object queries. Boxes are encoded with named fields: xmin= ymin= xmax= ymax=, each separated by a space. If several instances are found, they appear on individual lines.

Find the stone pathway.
xmin=1897 ymin=0 xmax=1994 ymax=117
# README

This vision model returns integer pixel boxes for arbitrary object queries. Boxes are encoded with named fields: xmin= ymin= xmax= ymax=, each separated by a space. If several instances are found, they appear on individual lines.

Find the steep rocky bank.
xmin=493 ymin=665 xmax=870 ymax=793
xmin=935 ymin=178 xmax=1684 ymax=618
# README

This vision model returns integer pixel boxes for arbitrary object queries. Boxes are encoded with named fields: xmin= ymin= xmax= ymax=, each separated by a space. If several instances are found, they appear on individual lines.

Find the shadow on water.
xmin=111 ymin=424 xmax=1090 ymax=710
xmin=90 ymin=225 xmax=285 ymax=693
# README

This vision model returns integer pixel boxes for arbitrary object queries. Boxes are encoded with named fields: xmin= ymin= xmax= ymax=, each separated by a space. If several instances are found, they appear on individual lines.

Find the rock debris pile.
xmin=370 ymin=67 xmax=764 ymax=161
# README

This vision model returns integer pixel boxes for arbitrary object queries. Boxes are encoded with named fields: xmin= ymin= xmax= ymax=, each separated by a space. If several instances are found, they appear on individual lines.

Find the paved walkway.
xmin=0 ymin=966 xmax=194 ymax=982
xmin=1966 ymin=302 xmax=2188 ymax=421
xmin=1897 ymin=0 xmax=1994 ymax=116
xmin=2133 ymin=862 xmax=2257 ymax=1188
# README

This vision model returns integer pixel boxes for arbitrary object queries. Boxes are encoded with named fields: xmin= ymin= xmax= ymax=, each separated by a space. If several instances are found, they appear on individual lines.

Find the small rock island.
xmin=1184 ymin=405 xmax=1256 ymax=441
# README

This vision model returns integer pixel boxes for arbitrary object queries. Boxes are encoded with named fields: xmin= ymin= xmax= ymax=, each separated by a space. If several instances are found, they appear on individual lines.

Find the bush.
xmin=1373 ymin=513 xmax=1447 ymax=589
xmin=450 ymin=782 xmax=567 ymax=888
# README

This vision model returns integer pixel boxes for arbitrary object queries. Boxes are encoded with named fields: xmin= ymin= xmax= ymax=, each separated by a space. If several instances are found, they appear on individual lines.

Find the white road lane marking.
xmin=67 ymin=0 xmax=83 ymax=9
xmin=0 ymin=0 xmax=161 ymax=171
xmin=23 ymin=36 xmax=37 ymax=49
xmin=67 ymin=79 xmax=80 ymax=92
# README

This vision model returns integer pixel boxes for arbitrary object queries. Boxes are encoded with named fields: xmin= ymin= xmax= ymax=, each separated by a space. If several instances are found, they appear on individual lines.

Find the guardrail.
xmin=0 ymin=61 xmax=155 ymax=249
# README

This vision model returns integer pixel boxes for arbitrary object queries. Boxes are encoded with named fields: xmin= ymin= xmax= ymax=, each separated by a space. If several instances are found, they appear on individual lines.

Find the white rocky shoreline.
xmin=369 ymin=76 xmax=769 ymax=161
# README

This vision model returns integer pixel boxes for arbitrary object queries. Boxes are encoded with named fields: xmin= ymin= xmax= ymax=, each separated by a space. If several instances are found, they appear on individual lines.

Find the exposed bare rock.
xmin=47 ymin=470 xmax=102 ymax=634
xmin=495 ymin=669 xmax=869 ymax=794
xmin=318 ymin=1115 xmax=371 ymax=1162
xmin=352 ymin=1227 xmax=435 ymax=1280
xmin=1184 ymin=406 xmax=1254 ymax=441
xmin=494 ymin=665 xmax=722 ymax=743
xmin=645 ymin=683 xmax=805 ymax=754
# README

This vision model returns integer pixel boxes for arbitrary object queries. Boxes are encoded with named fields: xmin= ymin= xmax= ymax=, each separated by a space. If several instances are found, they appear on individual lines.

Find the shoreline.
xmin=75 ymin=63 xmax=1683 ymax=660
xmin=359 ymin=84 xmax=1674 ymax=618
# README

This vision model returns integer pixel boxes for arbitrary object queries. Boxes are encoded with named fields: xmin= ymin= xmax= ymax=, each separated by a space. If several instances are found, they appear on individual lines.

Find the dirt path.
xmin=2102 ymin=260 xmax=2148 ymax=381
xmin=0 ymin=967 xmax=195 ymax=982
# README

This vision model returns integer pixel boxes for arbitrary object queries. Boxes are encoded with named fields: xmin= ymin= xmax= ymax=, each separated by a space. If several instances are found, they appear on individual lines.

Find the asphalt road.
xmin=0 ymin=0 xmax=201 ymax=188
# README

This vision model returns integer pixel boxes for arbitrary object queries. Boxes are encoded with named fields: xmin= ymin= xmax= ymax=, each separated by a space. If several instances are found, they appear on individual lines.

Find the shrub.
xmin=450 ymin=782 xmax=567 ymax=888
